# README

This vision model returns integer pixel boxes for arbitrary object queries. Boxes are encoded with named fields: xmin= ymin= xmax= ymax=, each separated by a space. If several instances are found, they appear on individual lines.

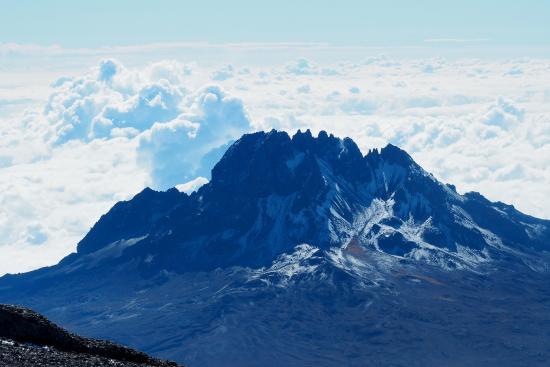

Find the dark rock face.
xmin=76 ymin=187 xmax=188 ymax=255
xmin=49 ymin=129 xmax=550 ymax=275
xmin=0 ymin=304 xmax=181 ymax=367
xmin=1 ymin=130 xmax=550 ymax=367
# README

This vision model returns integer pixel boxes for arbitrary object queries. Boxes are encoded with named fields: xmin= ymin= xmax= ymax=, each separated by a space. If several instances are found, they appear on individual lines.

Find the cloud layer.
xmin=1 ymin=55 xmax=549 ymax=275
xmin=28 ymin=59 xmax=252 ymax=189
xmin=0 ymin=59 xmax=253 ymax=274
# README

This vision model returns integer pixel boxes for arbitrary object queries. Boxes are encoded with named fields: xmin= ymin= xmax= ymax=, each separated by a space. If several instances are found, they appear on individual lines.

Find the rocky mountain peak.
xmin=24 ymin=129 xmax=549 ymax=275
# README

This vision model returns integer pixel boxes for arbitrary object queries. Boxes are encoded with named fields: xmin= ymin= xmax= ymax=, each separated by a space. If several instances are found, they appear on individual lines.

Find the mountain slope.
xmin=1 ymin=129 xmax=549 ymax=367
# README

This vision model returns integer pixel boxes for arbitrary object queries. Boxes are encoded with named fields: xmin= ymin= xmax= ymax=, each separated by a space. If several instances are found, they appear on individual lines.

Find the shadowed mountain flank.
xmin=1 ymin=130 xmax=549 ymax=367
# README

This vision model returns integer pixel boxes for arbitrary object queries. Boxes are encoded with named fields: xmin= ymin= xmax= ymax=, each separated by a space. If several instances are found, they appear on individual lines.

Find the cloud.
xmin=24 ymin=224 xmax=48 ymax=245
xmin=423 ymin=38 xmax=491 ymax=43
xmin=36 ymin=59 xmax=252 ymax=190
xmin=296 ymin=85 xmax=311 ymax=94
xmin=43 ymin=59 xmax=188 ymax=144
xmin=506 ymin=66 xmax=524 ymax=76
xmin=286 ymin=58 xmax=318 ymax=75
xmin=480 ymin=97 xmax=524 ymax=129
xmin=495 ymin=163 xmax=526 ymax=181
xmin=0 ymin=137 xmax=147 ymax=274
xmin=176 ymin=176 xmax=209 ymax=194
xmin=0 ymin=60 xmax=251 ymax=274
xmin=137 ymin=86 xmax=251 ymax=189
xmin=339 ymin=98 xmax=377 ymax=115
xmin=98 ymin=59 xmax=119 ymax=81
xmin=212 ymin=65 xmax=235 ymax=81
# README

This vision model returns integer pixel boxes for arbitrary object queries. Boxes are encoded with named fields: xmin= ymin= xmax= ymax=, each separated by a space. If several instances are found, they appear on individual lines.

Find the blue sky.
xmin=1 ymin=0 xmax=549 ymax=51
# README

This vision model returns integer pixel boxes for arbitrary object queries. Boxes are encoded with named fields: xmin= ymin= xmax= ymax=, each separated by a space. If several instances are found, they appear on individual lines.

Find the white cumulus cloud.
xmin=1 ymin=52 xmax=550 ymax=276
xmin=44 ymin=59 xmax=188 ymax=144
xmin=0 ymin=59 xmax=252 ymax=274
xmin=137 ymin=85 xmax=251 ymax=189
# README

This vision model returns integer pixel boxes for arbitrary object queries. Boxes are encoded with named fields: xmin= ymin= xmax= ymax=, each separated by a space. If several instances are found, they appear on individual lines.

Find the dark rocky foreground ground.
xmin=0 ymin=304 xmax=182 ymax=367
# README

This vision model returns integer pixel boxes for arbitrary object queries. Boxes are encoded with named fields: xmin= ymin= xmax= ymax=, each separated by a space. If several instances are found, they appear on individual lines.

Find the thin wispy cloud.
xmin=423 ymin=38 xmax=491 ymax=43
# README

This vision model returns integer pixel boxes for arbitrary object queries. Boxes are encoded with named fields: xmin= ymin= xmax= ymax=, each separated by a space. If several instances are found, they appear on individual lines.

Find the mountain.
xmin=0 ymin=304 xmax=181 ymax=367
xmin=1 ymin=129 xmax=550 ymax=367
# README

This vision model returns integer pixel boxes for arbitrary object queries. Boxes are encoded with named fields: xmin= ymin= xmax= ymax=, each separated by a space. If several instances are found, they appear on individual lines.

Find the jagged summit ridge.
xmin=55 ymin=129 xmax=550 ymax=275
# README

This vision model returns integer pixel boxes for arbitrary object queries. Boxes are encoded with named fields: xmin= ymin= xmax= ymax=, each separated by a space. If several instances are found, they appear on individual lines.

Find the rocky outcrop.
xmin=0 ymin=304 xmax=181 ymax=367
